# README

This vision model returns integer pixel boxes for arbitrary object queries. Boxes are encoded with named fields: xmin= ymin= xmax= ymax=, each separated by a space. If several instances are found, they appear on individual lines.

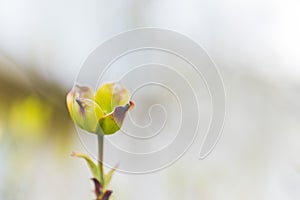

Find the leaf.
xmin=91 ymin=178 xmax=102 ymax=198
xmin=94 ymin=83 xmax=130 ymax=114
xmin=102 ymin=190 xmax=113 ymax=200
xmin=104 ymin=165 xmax=118 ymax=188
xmin=71 ymin=152 xmax=102 ymax=182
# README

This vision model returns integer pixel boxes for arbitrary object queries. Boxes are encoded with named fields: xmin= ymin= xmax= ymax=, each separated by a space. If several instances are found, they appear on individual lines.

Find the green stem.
xmin=98 ymin=133 xmax=104 ymax=185
xmin=97 ymin=133 xmax=105 ymax=200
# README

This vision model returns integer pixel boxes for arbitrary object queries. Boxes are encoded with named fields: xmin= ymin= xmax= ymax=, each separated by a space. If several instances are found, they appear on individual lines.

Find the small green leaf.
xmin=104 ymin=165 xmax=118 ymax=188
xmin=72 ymin=152 xmax=102 ymax=182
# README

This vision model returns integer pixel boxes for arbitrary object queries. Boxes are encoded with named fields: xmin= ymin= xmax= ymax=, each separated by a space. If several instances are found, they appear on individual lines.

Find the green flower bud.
xmin=66 ymin=83 xmax=134 ymax=135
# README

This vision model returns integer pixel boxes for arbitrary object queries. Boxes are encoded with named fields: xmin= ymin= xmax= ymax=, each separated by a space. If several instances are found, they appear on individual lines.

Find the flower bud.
xmin=66 ymin=83 xmax=134 ymax=135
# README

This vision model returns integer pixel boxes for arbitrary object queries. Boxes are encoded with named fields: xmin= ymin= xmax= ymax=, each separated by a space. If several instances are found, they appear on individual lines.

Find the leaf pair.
xmin=91 ymin=178 xmax=112 ymax=200
xmin=72 ymin=152 xmax=117 ymax=199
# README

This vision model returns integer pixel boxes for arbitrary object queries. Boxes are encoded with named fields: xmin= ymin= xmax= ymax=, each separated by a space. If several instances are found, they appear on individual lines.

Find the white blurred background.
xmin=0 ymin=0 xmax=300 ymax=199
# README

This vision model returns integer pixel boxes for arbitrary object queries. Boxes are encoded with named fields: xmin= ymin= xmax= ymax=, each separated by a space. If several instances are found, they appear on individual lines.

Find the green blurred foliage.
xmin=9 ymin=96 xmax=52 ymax=140
xmin=0 ymin=57 xmax=78 ymax=199
xmin=0 ymin=62 xmax=74 ymax=154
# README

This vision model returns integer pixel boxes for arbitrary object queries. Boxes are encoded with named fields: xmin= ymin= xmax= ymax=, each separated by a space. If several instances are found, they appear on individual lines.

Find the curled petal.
xmin=113 ymin=101 xmax=134 ymax=125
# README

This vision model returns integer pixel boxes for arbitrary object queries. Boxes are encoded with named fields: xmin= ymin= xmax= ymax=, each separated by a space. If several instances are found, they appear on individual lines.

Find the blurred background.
xmin=0 ymin=0 xmax=300 ymax=199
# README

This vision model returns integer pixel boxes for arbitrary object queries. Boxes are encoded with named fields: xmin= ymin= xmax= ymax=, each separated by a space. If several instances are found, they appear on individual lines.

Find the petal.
xmin=113 ymin=101 xmax=134 ymax=125
xmin=75 ymin=85 xmax=94 ymax=99
xmin=98 ymin=113 xmax=120 ymax=135
xmin=73 ymin=97 xmax=104 ymax=133
xmin=99 ymin=101 xmax=134 ymax=135
xmin=66 ymin=90 xmax=75 ymax=121
xmin=66 ymin=85 xmax=95 ymax=121
xmin=94 ymin=83 xmax=130 ymax=114
xmin=66 ymin=85 xmax=105 ymax=134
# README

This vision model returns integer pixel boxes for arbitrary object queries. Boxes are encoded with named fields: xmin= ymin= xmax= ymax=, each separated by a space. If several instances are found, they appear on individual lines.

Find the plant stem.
xmin=98 ymin=132 xmax=104 ymax=184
